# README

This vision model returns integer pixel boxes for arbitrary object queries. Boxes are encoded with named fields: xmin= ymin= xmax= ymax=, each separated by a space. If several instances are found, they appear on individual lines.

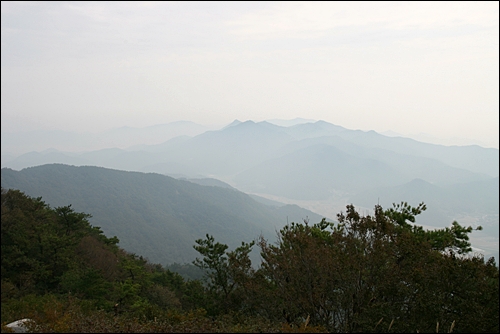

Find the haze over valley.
xmin=2 ymin=3 xmax=499 ymax=331
xmin=2 ymin=118 xmax=498 ymax=263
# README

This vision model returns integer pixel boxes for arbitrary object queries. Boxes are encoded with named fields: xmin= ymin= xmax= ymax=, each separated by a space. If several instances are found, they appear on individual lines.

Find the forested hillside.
xmin=2 ymin=189 xmax=498 ymax=332
xmin=1 ymin=164 xmax=323 ymax=265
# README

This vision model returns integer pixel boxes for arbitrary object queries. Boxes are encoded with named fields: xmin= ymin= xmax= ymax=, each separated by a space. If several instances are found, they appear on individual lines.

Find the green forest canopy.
xmin=1 ymin=188 xmax=498 ymax=333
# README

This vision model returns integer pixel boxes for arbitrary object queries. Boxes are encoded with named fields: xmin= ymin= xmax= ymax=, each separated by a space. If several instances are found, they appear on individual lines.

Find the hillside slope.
xmin=1 ymin=164 xmax=324 ymax=265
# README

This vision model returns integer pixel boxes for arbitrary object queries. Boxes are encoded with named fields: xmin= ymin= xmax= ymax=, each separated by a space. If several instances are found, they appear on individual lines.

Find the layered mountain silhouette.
xmin=4 ymin=120 xmax=497 ymax=178
xmin=2 ymin=119 xmax=498 ymax=260
xmin=3 ymin=120 xmax=496 ymax=203
xmin=1 ymin=164 xmax=323 ymax=265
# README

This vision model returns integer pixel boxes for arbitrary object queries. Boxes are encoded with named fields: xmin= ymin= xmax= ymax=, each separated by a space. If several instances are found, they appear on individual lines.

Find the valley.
xmin=2 ymin=119 xmax=498 ymax=263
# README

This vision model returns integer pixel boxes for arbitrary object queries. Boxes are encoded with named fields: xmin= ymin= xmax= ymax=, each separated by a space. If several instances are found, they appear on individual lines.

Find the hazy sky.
xmin=2 ymin=2 xmax=499 ymax=147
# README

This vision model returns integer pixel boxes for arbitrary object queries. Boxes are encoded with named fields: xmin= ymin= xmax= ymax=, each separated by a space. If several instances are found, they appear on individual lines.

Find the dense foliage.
xmin=1 ymin=189 xmax=498 ymax=332
xmin=254 ymin=203 xmax=498 ymax=332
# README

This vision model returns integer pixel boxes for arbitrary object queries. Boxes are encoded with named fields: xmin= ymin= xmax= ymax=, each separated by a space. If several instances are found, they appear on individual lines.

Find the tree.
xmin=1 ymin=188 xmax=120 ymax=301
xmin=193 ymin=234 xmax=255 ymax=314
xmin=255 ymin=202 xmax=498 ymax=332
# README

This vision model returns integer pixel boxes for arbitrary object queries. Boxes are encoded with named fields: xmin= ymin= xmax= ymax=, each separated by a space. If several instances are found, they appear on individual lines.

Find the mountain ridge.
xmin=1 ymin=164 xmax=325 ymax=265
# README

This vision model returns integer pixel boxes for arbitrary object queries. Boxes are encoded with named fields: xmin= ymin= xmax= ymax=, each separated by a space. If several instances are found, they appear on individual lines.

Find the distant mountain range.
xmin=2 ymin=119 xmax=498 ymax=261
xmin=1 ymin=164 xmax=324 ymax=265
xmin=3 ymin=120 xmax=497 ymax=178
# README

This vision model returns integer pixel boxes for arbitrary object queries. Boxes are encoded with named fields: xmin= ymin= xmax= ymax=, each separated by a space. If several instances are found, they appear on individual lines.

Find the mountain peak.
xmin=222 ymin=119 xmax=242 ymax=129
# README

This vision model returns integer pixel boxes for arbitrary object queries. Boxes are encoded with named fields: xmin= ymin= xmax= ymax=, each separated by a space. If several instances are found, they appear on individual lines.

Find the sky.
xmin=1 ymin=1 xmax=499 ymax=148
